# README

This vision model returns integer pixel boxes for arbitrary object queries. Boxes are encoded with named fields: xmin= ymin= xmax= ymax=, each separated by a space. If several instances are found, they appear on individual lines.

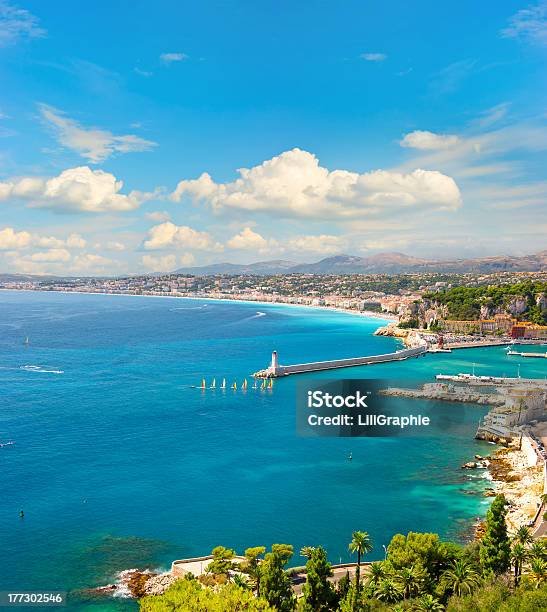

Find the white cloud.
xmin=0 ymin=166 xmax=156 ymax=212
xmin=360 ymin=52 xmax=387 ymax=61
xmin=143 ymin=221 xmax=222 ymax=251
xmin=145 ymin=210 xmax=171 ymax=222
xmin=39 ymin=104 xmax=157 ymax=163
xmin=227 ymin=227 xmax=269 ymax=250
xmin=287 ymin=234 xmax=346 ymax=254
xmin=36 ymin=232 xmax=86 ymax=249
xmin=400 ymin=130 xmax=460 ymax=150
xmin=171 ymin=148 xmax=462 ymax=218
xmin=141 ymin=254 xmax=177 ymax=272
xmin=105 ymin=241 xmax=126 ymax=251
xmin=0 ymin=1 xmax=45 ymax=47
xmin=71 ymin=253 xmax=113 ymax=273
xmin=160 ymin=52 xmax=188 ymax=63
xmin=29 ymin=248 xmax=71 ymax=262
xmin=502 ymin=1 xmax=547 ymax=46
xmin=0 ymin=227 xmax=32 ymax=249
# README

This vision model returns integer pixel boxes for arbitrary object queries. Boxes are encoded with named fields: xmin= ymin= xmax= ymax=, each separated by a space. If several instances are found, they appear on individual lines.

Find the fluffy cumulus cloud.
xmin=141 ymin=254 xmax=178 ymax=272
xmin=0 ymin=166 xmax=155 ymax=212
xmin=227 ymin=227 xmax=270 ymax=250
xmin=0 ymin=226 xmax=87 ymax=251
xmin=39 ymin=105 xmax=157 ymax=163
xmin=0 ymin=1 xmax=45 ymax=47
xmin=0 ymin=226 xmax=32 ymax=249
xmin=400 ymin=130 xmax=460 ymax=150
xmin=170 ymin=148 xmax=462 ymax=218
xmin=143 ymin=222 xmax=222 ymax=251
xmin=29 ymin=248 xmax=71 ymax=262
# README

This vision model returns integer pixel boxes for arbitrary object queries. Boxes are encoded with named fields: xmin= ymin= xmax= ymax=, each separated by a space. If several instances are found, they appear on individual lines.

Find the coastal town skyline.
xmin=1 ymin=1 xmax=546 ymax=276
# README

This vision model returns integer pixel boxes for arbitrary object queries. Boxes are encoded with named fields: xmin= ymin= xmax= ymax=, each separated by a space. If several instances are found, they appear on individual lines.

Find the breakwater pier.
xmin=253 ymin=344 xmax=427 ymax=378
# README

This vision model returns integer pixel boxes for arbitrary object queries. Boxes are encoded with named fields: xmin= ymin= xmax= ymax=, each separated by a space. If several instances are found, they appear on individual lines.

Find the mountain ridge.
xmin=173 ymin=250 xmax=547 ymax=275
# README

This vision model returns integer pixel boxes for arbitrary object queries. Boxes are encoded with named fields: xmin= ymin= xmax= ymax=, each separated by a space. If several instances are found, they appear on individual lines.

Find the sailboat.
xmin=268 ymin=378 xmax=273 ymax=390
xmin=232 ymin=381 xmax=237 ymax=390
xmin=24 ymin=336 xmax=29 ymax=346
xmin=221 ymin=378 xmax=226 ymax=390
xmin=252 ymin=379 xmax=258 ymax=390
xmin=242 ymin=379 xmax=248 ymax=390
xmin=260 ymin=379 xmax=266 ymax=390
xmin=210 ymin=378 xmax=216 ymax=389
xmin=200 ymin=378 xmax=206 ymax=390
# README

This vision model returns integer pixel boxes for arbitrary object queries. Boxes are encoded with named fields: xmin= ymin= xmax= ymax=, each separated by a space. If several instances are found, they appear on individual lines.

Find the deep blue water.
xmin=1 ymin=291 xmax=546 ymax=609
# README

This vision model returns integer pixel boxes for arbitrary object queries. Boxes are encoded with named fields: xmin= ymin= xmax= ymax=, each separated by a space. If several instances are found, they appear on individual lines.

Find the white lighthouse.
xmin=270 ymin=350 xmax=279 ymax=376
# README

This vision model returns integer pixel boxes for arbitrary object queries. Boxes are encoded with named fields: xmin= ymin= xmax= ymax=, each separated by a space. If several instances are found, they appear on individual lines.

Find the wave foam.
xmin=20 ymin=365 xmax=64 ymax=374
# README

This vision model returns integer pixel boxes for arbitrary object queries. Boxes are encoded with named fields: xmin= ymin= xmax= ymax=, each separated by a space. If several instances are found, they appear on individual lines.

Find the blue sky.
xmin=0 ymin=0 xmax=546 ymax=275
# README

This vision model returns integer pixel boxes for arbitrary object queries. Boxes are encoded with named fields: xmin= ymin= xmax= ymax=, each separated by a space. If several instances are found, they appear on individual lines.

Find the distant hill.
xmin=173 ymin=250 xmax=547 ymax=275
xmin=174 ymin=260 xmax=298 ymax=275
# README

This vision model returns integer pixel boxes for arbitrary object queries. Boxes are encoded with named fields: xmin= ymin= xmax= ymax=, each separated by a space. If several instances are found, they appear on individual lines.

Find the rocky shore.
xmin=374 ymin=324 xmax=425 ymax=349
xmin=381 ymin=386 xmax=504 ymax=406
xmin=467 ymin=444 xmax=544 ymax=535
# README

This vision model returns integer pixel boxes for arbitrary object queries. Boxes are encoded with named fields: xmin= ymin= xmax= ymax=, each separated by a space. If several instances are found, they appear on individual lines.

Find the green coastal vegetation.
xmin=139 ymin=495 xmax=547 ymax=611
xmin=423 ymin=282 xmax=547 ymax=325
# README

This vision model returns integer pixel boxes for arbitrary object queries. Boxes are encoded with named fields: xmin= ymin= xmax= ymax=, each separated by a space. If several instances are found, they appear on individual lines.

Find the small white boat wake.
xmin=20 ymin=365 xmax=64 ymax=374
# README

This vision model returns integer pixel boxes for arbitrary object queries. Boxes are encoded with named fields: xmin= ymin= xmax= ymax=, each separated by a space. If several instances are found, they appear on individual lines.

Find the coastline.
xmin=486 ymin=444 xmax=544 ymax=532
xmin=0 ymin=287 xmax=397 ymax=324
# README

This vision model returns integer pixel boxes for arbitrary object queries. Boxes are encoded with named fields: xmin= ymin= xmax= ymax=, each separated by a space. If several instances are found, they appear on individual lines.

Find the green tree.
xmin=243 ymin=546 xmax=266 ymax=596
xmin=514 ymin=525 xmax=533 ymax=546
xmin=139 ymin=577 xmax=274 ymax=611
xmin=300 ymin=546 xmax=336 ymax=612
xmin=394 ymin=565 xmax=425 ymax=599
xmin=529 ymin=558 xmax=547 ymax=588
xmin=207 ymin=545 xmax=236 ymax=576
xmin=440 ymin=559 xmax=481 ymax=597
xmin=348 ymin=531 xmax=373 ymax=600
xmin=373 ymin=578 xmax=403 ymax=603
xmin=366 ymin=562 xmax=386 ymax=588
xmin=511 ymin=542 xmax=528 ymax=587
xmin=412 ymin=594 xmax=444 ymax=611
xmin=337 ymin=571 xmax=351 ymax=599
xmin=300 ymin=546 xmax=316 ymax=560
xmin=386 ymin=532 xmax=458 ymax=583
xmin=479 ymin=495 xmax=511 ymax=576
xmin=529 ymin=540 xmax=547 ymax=562
xmin=260 ymin=547 xmax=295 ymax=612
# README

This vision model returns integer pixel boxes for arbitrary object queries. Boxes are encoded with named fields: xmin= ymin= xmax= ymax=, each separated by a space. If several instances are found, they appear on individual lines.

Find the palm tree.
xmin=529 ymin=558 xmax=547 ymax=588
xmin=514 ymin=525 xmax=533 ymax=546
xmin=540 ymin=493 xmax=547 ymax=506
xmin=440 ymin=559 xmax=481 ymax=597
xmin=365 ymin=562 xmax=386 ymax=587
xmin=299 ymin=546 xmax=316 ymax=559
xmin=394 ymin=565 xmax=424 ymax=599
xmin=511 ymin=542 xmax=528 ymax=587
xmin=374 ymin=577 xmax=403 ymax=603
xmin=348 ymin=531 xmax=373 ymax=597
xmin=530 ymin=540 xmax=547 ymax=562
xmin=412 ymin=594 xmax=444 ymax=611
xmin=232 ymin=573 xmax=250 ymax=589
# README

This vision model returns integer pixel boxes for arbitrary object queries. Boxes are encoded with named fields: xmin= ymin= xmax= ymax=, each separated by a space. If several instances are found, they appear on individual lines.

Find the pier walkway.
xmin=254 ymin=344 xmax=427 ymax=378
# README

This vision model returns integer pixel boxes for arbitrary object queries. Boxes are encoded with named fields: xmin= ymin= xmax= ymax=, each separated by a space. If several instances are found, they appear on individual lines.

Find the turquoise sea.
xmin=1 ymin=290 xmax=546 ymax=609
